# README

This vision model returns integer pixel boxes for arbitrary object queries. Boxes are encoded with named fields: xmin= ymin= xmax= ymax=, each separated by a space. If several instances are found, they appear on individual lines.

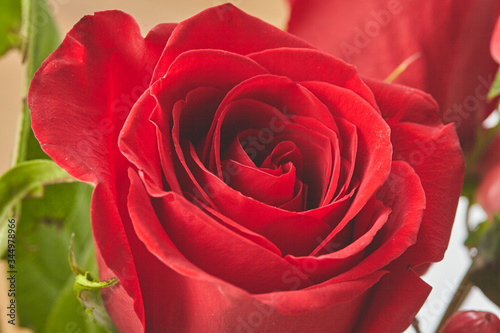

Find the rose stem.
xmin=434 ymin=265 xmax=474 ymax=332
xmin=412 ymin=317 xmax=422 ymax=333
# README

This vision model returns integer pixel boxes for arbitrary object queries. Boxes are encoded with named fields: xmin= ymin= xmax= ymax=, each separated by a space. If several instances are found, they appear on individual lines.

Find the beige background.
xmin=0 ymin=1 xmax=287 ymax=332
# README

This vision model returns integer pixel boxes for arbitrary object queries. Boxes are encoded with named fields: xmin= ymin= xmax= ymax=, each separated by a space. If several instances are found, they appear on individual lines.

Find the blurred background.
xmin=0 ymin=1 xmax=498 ymax=333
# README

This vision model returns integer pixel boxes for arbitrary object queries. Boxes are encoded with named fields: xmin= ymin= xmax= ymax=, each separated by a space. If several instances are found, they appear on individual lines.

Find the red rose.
xmin=439 ymin=311 xmax=500 ymax=333
xmin=287 ymin=0 xmax=500 ymax=151
xmin=29 ymin=5 xmax=463 ymax=333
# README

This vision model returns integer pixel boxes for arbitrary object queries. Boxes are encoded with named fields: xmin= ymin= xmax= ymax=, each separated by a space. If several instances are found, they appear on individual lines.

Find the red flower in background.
xmin=439 ymin=311 xmax=500 ymax=333
xmin=29 ymin=5 xmax=463 ymax=333
xmin=477 ymin=133 xmax=500 ymax=217
xmin=288 ymin=0 xmax=500 ymax=151
xmin=477 ymin=15 xmax=500 ymax=218
xmin=491 ymin=16 xmax=500 ymax=65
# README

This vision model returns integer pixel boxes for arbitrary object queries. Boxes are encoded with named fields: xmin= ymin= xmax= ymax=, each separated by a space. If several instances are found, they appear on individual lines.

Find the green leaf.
xmin=15 ymin=181 xmax=113 ymax=333
xmin=38 ymin=231 xmax=116 ymax=333
xmin=16 ymin=0 xmax=60 ymax=164
xmin=488 ymin=67 xmax=500 ymax=101
xmin=0 ymin=0 xmax=22 ymax=56
xmin=0 ymin=160 xmax=76 ymax=254
xmin=469 ymin=214 xmax=500 ymax=307
xmin=464 ymin=221 xmax=490 ymax=249
xmin=23 ymin=0 xmax=60 ymax=78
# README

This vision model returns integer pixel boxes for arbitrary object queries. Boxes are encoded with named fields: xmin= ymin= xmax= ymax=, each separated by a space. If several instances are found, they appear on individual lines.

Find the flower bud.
xmin=440 ymin=311 xmax=500 ymax=333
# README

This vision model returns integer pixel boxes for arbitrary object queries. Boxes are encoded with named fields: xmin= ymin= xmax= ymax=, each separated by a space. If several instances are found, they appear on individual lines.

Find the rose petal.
xmin=128 ymin=169 xmax=312 ymax=293
xmin=354 ymin=269 xmax=432 ymax=332
xmin=29 ymin=10 xmax=173 ymax=183
xmin=248 ymin=47 xmax=378 ymax=110
xmin=333 ymin=117 xmax=358 ymax=199
xmin=388 ymin=123 xmax=462 ymax=266
xmin=284 ymin=160 xmax=425 ymax=290
xmin=256 ymin=270 xmax=387 ymax=315
xmin=287 ymin=199 xmax=391 ymax=282
xmin=129 ymin=182 xmax=386 ymax=331
xmin=289 ymin=115 xmax=341 ymax=205
xmin=227 ymin=124 xmax=331 ymax=208
xmin=366 ymin=78 xmax=464 ymax=266
xmin=127 ymin=169 xmax=242 ymax=331
xmin=205 ymin=74 xmax=337 ymax=138
xmin=91 ymin=182 xmax=145 ymax=329
xmin=300 ymin=81 xmax=392 ymax=252
xmin=29 ymin=12 xmax=177 ymax=330
xmin=208 ymin=97 xmax=293 ymax=174
xmin=221 ymin=159 xmax=298 ymax=207
xmin=305 ymin=186 xmax=357 ymax=227
xmin=214 ymin=271 xmax=386 ymax=331
xmin=150 ymin=49 xmax=269 ymax=193
xmin=279 ymin=179 xmax=308 ymax=212
xmin=171 ymin=86 xmax=229 ymax=205
xmin=186 ymin=143 xmax=332 ymax=256
xmin=151 ymin=4 xmax=313 ymax=82
xmin=193 ymin=201 xmax=283 ymax=256
xmin=205 ymin=75 xmax=340 ymax=207
xmin=119 ymin=90 xmax=164 ymax=195
xmin=97 ymin=246 xmax=143 ymax=333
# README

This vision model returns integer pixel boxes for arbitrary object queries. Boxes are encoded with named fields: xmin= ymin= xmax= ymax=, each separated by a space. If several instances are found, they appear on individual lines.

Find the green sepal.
xmin=488 ymin=67 xmax=500 ymax=101
xmin=75 ymin=273 xmax=119 ymax=292
xmin=384 ymin=52 xmax=421 ymax=83
xmin=69 ymin=236 xmax=119 ymax=332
